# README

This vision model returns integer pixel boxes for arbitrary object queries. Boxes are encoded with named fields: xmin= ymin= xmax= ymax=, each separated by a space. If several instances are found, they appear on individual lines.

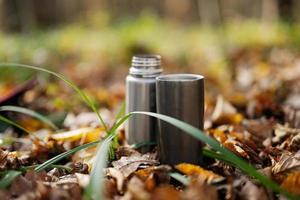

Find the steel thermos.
xmin=156 ymin=74 xmax=204 ymax=165
xmin=125 ymin=55 xmax=163 ymax=145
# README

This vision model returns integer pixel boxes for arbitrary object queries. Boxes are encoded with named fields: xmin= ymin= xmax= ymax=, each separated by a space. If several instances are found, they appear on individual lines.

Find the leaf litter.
xmin=2 ymin=49 xmax=300 ymax=199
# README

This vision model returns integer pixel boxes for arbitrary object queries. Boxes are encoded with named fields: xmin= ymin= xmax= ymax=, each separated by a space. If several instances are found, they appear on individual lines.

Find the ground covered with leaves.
xmin=1 ymin=46 xmax=300 ymax=200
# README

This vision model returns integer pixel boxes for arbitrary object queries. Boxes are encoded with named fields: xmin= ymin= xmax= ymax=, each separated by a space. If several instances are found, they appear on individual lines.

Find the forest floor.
xmin=1 ymin=19 xmax=300 ymax=200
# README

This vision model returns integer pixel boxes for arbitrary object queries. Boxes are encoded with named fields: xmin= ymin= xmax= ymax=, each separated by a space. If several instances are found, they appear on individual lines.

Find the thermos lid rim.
xmin=157 ymin=74 xmax=204 ymax=82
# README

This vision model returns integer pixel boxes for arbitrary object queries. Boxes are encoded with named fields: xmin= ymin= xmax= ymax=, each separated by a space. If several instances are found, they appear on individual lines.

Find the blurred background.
xmin=1 ymin=0 xmax=300 ymax=115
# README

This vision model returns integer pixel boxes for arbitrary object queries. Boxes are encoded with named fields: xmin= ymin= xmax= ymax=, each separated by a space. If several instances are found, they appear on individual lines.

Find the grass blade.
xmin=85 ymin=113 xmax=132 ymax=200
xmin=0 ymin=105 xmax=58 ymax=130
xmin=169 ymin=172 xmax=190 ymax=186
xmin=131 ymin=111 xmax=298 ymax=200
xmin=34 ymin=140 xmax=100 ymax=172
xmin=202 ymin=148 xmax=237 ymax=167
xmin=0 ymin=63 xmax=107 ymax=131
xmin=85 ymin=135 xmax=112 ymax=200
xmin=131 ymin=141 xmax=157 ymax=149
xmin=114 ymin=101 xmax=126 ymax=123
xmin=34 ymin=114 xmax=132 ymax=173
xmin=0 ymin=170 xmax=22 ymax=189
xmin=0 ymin=115 xmax=31 ymax=134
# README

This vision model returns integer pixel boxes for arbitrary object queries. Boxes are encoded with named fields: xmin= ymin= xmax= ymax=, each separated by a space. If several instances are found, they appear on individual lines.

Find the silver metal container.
xmin=125 ymin=55 xmax=163 ymax=146
xmin=156 ymin=74 xmax=204 ymax=165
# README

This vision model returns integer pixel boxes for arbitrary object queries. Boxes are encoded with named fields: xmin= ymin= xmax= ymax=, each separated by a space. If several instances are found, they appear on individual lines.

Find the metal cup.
xmin=156 ymin=74 xmax=204 ymax=165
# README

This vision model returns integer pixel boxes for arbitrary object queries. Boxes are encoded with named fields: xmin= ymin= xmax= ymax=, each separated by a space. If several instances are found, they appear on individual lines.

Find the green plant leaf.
xmin=110 ymin=101 xmax=126 ymax=160
xmin=85 ymin=113 xmax=132 ymax=200
xmin=0 ymin=63 xmax=107 ymax=131
xmin=202 ymin=148 xmax=237 ymax=167
xmin=131 ymin=111 xmax=298 ymax=200
xmin=85 ymin=135 xmax=113 ymax=200
xmin=114 ymin=101 xmax=126 ymax=123
xmin=131 ymin=141 xmax=157 ymax=149
xmin=0 ymin=115 xmax=31 ymax=134
xmin=0 ymin=105 xmax=57 ymax=130
xmin=0 ymin=170 xmax=22 ymax=189
xmin=34 ymin=140 xmax=100 ymax=172
xmin=169 ymin=172 xmax=190 ymax=186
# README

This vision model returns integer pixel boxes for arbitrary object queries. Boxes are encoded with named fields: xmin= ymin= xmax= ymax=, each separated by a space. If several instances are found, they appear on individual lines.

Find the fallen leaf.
xmin=182 ymin=180 xmax=218 ymax=200
xmin=126 ymin=176 xmax=150 ymax=200
xmin=151 ymin=185 xmax=181 ymax=200
xmin=288 ymin=133 xmax=300 ymax=151
xmin=175 ymin=163 xmax=224 ymax=184
xmin=106 ymin=167 xmax=125 ymax=192
xmin=0 ymin=79 xmax=37 ymax=106
xmin=52 ymin=127 xmax=104 ymax=143
xmin=272 ymin=152 xmax=300 ymax=174
xmin=281 ymin=172 xmax=300 ymax=195
xmin=239 ymin=180 xmax=269 ymax=200
xmin=112 ymin=153 xmax=158 ymax=178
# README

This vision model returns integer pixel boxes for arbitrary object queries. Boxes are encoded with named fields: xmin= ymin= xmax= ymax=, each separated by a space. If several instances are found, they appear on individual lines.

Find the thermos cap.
xmin=130 ymin=55 xmax=163 ymax=76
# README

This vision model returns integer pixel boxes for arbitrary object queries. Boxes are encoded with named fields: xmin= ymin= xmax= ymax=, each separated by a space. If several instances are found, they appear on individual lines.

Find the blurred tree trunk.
xmin=0 ymin=0 xmax=4 ymax=31
xmin=164 ymin=0 xmax=198 ymax=22
xmin=17 ymin=0 xmax=36 ymax=32
xmin=261 ymin=0 xmax=278 ymax=24
xmin=197 ymin=0 xmax=223 ymax=25
xmin=278 ymin=0 xmax=293 ymax=22
xmin=292 ymin=0 xmax=300 ymax=22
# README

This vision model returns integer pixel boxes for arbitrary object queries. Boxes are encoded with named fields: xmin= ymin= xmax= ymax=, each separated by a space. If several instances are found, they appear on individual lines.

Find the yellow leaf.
xmin=175 ymin=163 xmax=224 ymax=183
xmin=281 ymin=172 xmax=300 ymax=195
xmin=52 ymin=127 xmax=104 ymax=143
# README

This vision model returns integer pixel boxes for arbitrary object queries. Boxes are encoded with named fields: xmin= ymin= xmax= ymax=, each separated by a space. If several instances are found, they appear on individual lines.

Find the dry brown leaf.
xmin=175 ymin=163 xmax=224 ymax=184
xmin=239 ymin=180 xmax=269 ymax=200
xmin=209 ymin=129 xmax=228 ymax=144
xmin=135 ymin=165 xmax=171 ymax=181
xmin=106 ymin=167 xmax=125 ymax=192
xmin=272 ymin=152 xmax=300 ymax=174
xmin=288 ymin=133 xmax=300 ymax=151
xmin=151 ymin=185 xmax=181 ymax=200
xmin=223 ymin=139 xmax=250 ymax=160
xmin=281 ymin=172 xmax=300 ymax=195
xmin=242 ymin=119 xmax=274 ymax=140
xmin=116 ymin=146 xmax=142 ymax=159
xmin=211 ymin=95 xmax=243 ymax=125
xmin=182 ymin=180 xmax=218 ymax=200
xmin=126 ymin=176 xmax=150 ymax=200
xmin=75 ymin=173 xmax=90 ymax=188
xmin=112 ymin=153 xmax=159 ymax=178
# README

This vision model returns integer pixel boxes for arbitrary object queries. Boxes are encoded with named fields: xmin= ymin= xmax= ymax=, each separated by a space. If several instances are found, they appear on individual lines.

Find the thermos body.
xmin=156 ymin=74 xmax=204 ymax=165
xmin=125 ymin=55 xmax=162 ymax=145
xmin=126 ymin=75 xmax=157 ymax=144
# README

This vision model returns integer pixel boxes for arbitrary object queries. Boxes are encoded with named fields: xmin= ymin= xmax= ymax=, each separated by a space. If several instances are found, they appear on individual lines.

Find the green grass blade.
xmin=34 ymin=140 xmax=100 ymax=172
xmin=110 ymin=101 xmax=126 ymax=160
xmin=0 ymin=105 xmax=58 ymax=130
xmin=202 ymin=148 xmax=237 ymax=167
xmin=169 ymin=172 xmax=190 ymax=186
xmin=114 ymin=101 xmax=126 ymax=123
xmin=0 ymin=63 xmax=107 ymax=131
xmin=85 ymin=135 xmax=113 ymax=200
xmin=131 ymin=111 xmax=298 ymax=200
xmin=131 ymin=141 xmax=157 ymax=149
xmin=0 ymin=170 xmax=22 ymax=189
xmin=85 ymin=113 xmax=132 ymax=200
xmin=0 ymin=115 xmax=31 ymax=134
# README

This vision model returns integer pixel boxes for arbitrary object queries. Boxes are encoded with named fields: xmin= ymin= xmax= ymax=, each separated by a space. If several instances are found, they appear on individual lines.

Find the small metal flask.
xmin=125 ymin=55 xmax=163 ymax=145
xmin=156 ymin=74 xmax=204 ymax=165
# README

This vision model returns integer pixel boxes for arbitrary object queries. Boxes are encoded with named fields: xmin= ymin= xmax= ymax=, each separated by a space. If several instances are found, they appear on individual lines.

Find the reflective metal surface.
xmin=125 ymin=55 xmax=162 ymax=146
xmin=156 ymin=74 xmax=204 ymax=165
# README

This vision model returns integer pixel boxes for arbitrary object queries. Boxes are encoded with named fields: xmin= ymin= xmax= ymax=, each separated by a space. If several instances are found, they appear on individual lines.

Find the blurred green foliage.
xmin=0 ymin=12 xmax=300 ymax=83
